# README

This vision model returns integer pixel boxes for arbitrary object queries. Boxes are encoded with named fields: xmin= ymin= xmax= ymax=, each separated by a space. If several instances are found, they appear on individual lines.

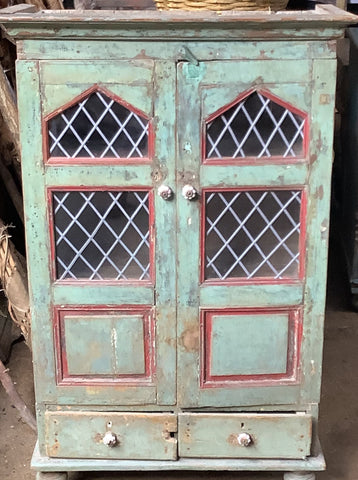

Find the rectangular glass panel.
xmin=204 ymin=189 xmax=302 ymax=280
xmin=53 ymin=190 xmax=151 ymax=281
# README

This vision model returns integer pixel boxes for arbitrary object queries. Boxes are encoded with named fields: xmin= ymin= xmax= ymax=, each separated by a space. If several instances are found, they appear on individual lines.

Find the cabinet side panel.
xmin=300 ymin=58 xmax=337 ymax=404
xmin=16 ymin=59 xmax=53 ymax=451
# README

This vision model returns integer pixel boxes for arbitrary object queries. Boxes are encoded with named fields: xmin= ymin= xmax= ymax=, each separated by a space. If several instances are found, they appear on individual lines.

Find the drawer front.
xmin=45 ymin=411 xmax=177 ymax=460
xmin=179 ymin=413 xmax=311 ymax=459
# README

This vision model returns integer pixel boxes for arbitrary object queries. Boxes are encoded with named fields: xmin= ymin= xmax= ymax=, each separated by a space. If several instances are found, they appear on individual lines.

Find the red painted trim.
xmin=200 ymin=186 xmax=306 ymax=285
xmin=298 ymin=188 xmax=308 ymax=281
xmin=202 ymin=157 xmax=307 ymax=167
xmin=53 ymin=305 xmax=155 ymax=387
xmin=43 ymin=84 xmax=154 ymax=165
xmin=47 ymin=186 xmax=155 ymax=284
xmin=202 ymin=87 xmax=308 ymax=165
xmin=200 ymin=306 xmax=303 ymax=389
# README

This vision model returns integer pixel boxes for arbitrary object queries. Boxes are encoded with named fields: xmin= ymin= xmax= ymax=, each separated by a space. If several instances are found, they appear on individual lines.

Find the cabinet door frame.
xmin=19 ymin=59 xmax=178 ymax=407
xmin=176 ymin=58 xmax=334 ymax=408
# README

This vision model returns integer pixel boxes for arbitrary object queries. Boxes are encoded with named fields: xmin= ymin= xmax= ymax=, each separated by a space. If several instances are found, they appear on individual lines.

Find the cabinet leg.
xmin=284 ymin=473 xmax=315 ymax=480
xmin=36 ymin=473 xmax=68 ymax=480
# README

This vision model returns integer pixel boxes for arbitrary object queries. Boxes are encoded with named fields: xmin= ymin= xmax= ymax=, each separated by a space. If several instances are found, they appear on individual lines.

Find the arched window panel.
xmin=205 ymin=90 xmax=307 ymax=161
xmin=46 ymin=87 xmax=151 ymax=161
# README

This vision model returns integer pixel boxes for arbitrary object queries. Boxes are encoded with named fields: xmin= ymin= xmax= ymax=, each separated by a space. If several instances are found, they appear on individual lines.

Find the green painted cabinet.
xmin=0 ymin=5 xmax=356 ymax=480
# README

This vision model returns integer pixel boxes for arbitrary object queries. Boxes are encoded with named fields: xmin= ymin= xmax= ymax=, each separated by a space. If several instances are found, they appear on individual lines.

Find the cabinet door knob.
xmin=102 ymin=431 xmax=118 ymax=447
xmin=158 ymin=185 xmax=174 ymax=200
xmin=237 ymin=433 xmax=253 ymax=447
xmin=182 ymin=184 xmax=198 ymax=201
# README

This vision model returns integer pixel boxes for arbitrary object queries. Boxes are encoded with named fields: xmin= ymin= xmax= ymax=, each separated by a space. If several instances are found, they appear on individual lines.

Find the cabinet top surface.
xmin=0 ymin=4 xmax=356 ymax=41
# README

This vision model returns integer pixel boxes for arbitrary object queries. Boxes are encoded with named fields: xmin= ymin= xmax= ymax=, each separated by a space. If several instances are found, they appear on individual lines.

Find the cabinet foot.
xmin=284 ymin=473 xmax=315 ymax=480
xmin=36 ymin=473 xmax=68 ymax=480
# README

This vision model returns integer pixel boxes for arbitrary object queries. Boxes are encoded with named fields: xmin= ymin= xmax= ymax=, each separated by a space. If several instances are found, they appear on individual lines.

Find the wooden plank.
xmin=176 ymin=61 xmax=202 ymax=409
xmin=0 ymin=4 xmax=38 ymax=13
xmin=19 ymin=39 xmax=337 ymax=62
xmin=202 ymin=60 xmax=311 ymax=86
xmin=41 ymin=83 xmax=152 ymax=118
xmin=16 ymin=60 xmax=56 ymax=424
xmin=152 ymin=61 xmax=177 ymax=406
xmin=45 ymin=411 xmax=177 ymax=460
xmin=0 ymin=4 xmax=356 ymax=26
xmin=40 ymin=60 xmax=154 ymax=85
xmin=1 ymin=6 xmax=356 ymax=43
xmin=179 ymin=413 xmax=312 ymax=459
xmin=53 ymin=284 xmax=154 ymax=305
xmin=40 ymin=382 xmax=157 ymax=406
xmin=31 ymin=435 xmax=326 ymax=470
xmin=45 ymin=166 xmax=153 ymax=187
xmin=63 ymin=314 xmax=146 ymax=376
xmin=200 ymin=164 xmax=308 ymax=188
xmin=209 ymin=313 xmax=289 ymax=376
xmin=299 ymin=58 xmax=337 ymax=404
xmin=74 ymin=0 xmax=155 ymax=9
xmin=200 ymin=284 xmax=303 ymax=307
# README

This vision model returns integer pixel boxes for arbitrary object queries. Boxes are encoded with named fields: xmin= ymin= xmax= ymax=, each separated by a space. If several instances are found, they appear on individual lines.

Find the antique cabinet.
xmin=0 ymin=5 xmax=355 ymax=479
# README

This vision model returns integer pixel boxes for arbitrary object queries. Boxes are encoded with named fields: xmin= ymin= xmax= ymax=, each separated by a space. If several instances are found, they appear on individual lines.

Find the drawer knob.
xmin=102 ymin=431 xmax=118 ymax=447
xmin=158 ymin=185 xmax=174 ymax=200
xmin=237 ymin=432 xmax=253 ymax=447
xmin=182 ymin=184 xmax=198 ymax=201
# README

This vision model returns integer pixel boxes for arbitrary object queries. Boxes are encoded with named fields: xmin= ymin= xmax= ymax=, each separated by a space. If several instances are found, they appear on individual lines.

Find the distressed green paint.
xmin=202 ymin=60 xmax=311 ymax=90
xmin=40 ymin=383 xmax=157 ymax=407
xmin=41 ymin=84 xmax=153 ymax=118
xmin=299 ymin=58 xmax=337 ymax=405
xmin=45 ymin=411 xmax=177 ymax=460
xmin=19 ymin=40 xmax=337 ymax=62
xmin=200 ymin=164 xmax=308 ymax=188
xmin=152 ymin=61 xmax=177 ymax=406
xmin=64 ymin=314 xmax=145 ymax=376
xmin=200 ymin=284 xmax=303 ymax=307
xmin=202 ymin=83 xmax=311 ymax=119
xmin=179 ymin=413 xmax=312 ymax=459
xmin=53 ymin=285 xmax=154 ymax=305
xmin=16 ymin=60 xmax=56 ymax=451
xmin=176 ymin=61 xmax=202 ymax=408
xmin=39 ymin=60 xmax=154 ymax=116
xmin=45 ymin=166 xmax=153 ymax=187
xmin=40 ymin=60 xmax=154 ymax=85
xmin=210 ymin=313 xmax=288 ymax=376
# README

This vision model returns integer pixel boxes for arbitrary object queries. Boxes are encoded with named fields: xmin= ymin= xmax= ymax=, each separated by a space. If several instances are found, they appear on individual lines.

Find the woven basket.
xmin=155 ymin=0 xmax=288 ymax=11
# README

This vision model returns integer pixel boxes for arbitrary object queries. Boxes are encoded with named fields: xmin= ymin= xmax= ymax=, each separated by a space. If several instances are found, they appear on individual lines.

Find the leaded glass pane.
xmin=53 ymin=190 xmax=150 ymax=280
xmin=206 ymin=92 xmax=305 ymax=159
xmin=205 ymin=190 xmax=302 ymax=280
xmin=48 ymin=91 xmax=149 ymax=159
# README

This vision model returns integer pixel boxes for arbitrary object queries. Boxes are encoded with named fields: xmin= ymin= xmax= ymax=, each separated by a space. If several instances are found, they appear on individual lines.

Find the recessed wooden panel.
xmin=64 ymin=314 xmax=146 ymax=376
xmin=210 ymin=313 xmax=288 ymax=376
xmin=54 ymin=306 xmax=154 ymax=385
xmin=201 ymin=308 xmax=302 ymax=387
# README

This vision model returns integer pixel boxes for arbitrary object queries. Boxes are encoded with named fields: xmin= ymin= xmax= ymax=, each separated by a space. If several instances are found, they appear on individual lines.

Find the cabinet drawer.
xmin=45 ymin=411 xmax=177 ymax=460
xmin=179 ymin=413 xmax=311 ymax=459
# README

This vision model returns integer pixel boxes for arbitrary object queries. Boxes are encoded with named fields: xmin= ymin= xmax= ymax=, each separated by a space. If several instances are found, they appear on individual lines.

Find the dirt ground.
xmin=1 ymin=234 xmax=357 ymax=480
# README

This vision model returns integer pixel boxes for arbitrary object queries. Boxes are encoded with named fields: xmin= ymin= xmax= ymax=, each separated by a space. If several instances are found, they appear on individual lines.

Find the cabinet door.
xmin=20 ymin=60 xmax=177 ymax=407
xmin=176 ymin=59 xmax=334 ymax=407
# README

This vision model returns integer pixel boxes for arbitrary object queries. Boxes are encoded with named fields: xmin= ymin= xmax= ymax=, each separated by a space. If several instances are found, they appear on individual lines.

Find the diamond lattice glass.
xmin=48 ymin=91 xmax=149 ymax=159
xmin=205 ymin=190 xmax=302 ymax=280
xmin=53 ymin=190 xmax=151 ymax=280
xmin=206 ymin=92 xmax=305 ymax=159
